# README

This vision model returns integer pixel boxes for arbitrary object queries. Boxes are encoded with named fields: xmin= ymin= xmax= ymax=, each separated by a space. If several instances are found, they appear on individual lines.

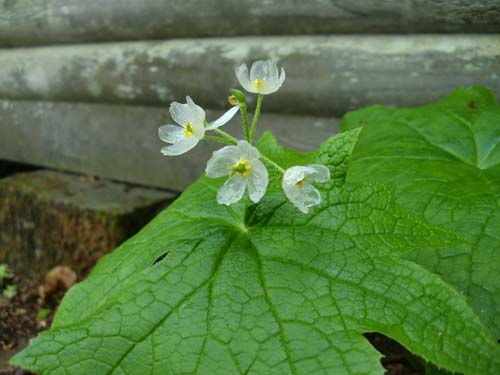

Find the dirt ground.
xmin=1 ymin=266 xmax=69 ymax=375
xmin=1 ymin=266 xmax=423 ymax=375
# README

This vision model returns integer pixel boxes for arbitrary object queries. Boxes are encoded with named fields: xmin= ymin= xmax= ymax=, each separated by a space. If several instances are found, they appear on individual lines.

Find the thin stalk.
xmin=213 ymin=128 xmax=238 ymax=144
xmin=240 ymin=104 xmax=250 ymax=141
xmin=249 ymin=94 xmax=263 ymax=142
xmin=204 ymin=135 xmax=234 ymax=144
xmin=226 ymin=205 xmax=243 ymax=223
xmin=260 ymin=154 xmax=285 ymax=173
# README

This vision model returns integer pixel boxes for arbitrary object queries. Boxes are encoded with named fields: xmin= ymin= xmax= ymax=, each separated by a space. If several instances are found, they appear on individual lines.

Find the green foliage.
xmin=0 ymin=263 xmax=13 ymax=283
xmin=341 ymin=86 xmax=500 ymax=339
xmin=37 ymin=308 xmax=50 ymax=321
xmin=3 ymin=284 xmax=16 ymax=299
xmin=12 ymin=113 xmax=500 ymax=374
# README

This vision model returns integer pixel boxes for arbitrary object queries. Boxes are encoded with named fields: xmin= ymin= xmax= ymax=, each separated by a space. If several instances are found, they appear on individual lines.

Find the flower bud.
xmin=230 ymin=89 xmax=246 ymax=104
xmin=228 ymin=95 xmax=239 ymax=106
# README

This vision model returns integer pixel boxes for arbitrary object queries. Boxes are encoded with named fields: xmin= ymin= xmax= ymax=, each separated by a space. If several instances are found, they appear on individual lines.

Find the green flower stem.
xmin=203 ymin=135 xmax=234 ymax=145
xmin=225 ymin=205 xmax=246 ymax=231
xmin=240 ymin=104 xmax=250 ymax=141
xmin=260 ymin=154 xmax=285 ymax=173
xmin=213 ymin=129 xmax=238 ymax=144
xmin=249 ymin=94 xmax=263 ymax=142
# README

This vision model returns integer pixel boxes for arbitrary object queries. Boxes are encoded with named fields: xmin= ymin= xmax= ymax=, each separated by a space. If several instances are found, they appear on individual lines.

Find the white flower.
xmin=159 ymin=97 xmax=239 ymax=155
xmin=159 ymin=96 xmax=206 ymax=156
xmin=235 ymin=60 xmax=285 ymax=95
xmin=206 ymin=140 xmax=269 ymax=205
xmin=282 ymin=165 xmax=330 ymax=214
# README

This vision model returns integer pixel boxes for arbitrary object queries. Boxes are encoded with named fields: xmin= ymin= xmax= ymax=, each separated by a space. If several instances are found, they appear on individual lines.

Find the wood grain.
xmin=0 ymin=0 xmax=499 ymax=46
xmin=0 ymin=99 xmax=339 ymax=190
xmin=0 ymin=35 xmax=498 ymax=117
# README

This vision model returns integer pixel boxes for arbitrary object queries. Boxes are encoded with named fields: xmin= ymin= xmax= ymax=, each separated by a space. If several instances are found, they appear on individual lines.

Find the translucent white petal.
xmin=305 ymin=164 xmax=331 ymax=183
xmin=268 ymin=61 xmax=279 ymax=82
xmin=206 ymin=106 xmax=239 ymax=130
xmin=160 ymin=137 xmax=199 ymax=156
xmin=250 ymin=60 xmax=273 ymax=81
xmin=169 ymin=101 xmax=191 ymax=126
xmin=217 ymin=175 xmax=246 ymax=205
xmin=235 ymin=64 xmax=256 ymax=93
xmin=283 ymin=166 xmax=308 ymax=186
xmin=186 ymin=96 xmax=206 ymax=123
xmin=169 ymin=97 xmax=205 ymax=127
xmin=246 ymin=160 xmax=269 ymax=203
xmin=295 ymin=203 xmax=309 ymax=214
xmin=237 ymin=140 xmax=260 ymax=161
xmin=300 ymin=184 xmax=322 ymax=207
xmin=278 ymin=67 xmax=286 ymax=85
xmin=284 ymin=183 xmax=321 ymax=214
xmin=191 ymin=120 xmax=206 ymax=140
xmin=205 ymin=145 xmax=240 ymax=178
xmin=281 ymin=174 xmax=308 ymax=213
xmin=260 ymin=67 xmax=286 ymax=95
xmin=282 ymin=166 xmax=322 ymax=213
xmin=158 ymin=124 xmax=184 ymax=143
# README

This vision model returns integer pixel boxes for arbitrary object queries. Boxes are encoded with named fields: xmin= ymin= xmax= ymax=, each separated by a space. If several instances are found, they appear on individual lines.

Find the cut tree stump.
xmin=0 ymin=170 xmax=175 ymax=278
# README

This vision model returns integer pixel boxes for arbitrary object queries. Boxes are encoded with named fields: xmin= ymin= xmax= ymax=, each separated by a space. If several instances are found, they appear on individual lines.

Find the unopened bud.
xmin=228 ymin=95 xmax=239 ymax=106
xmin=230 ymin=89 xmax=246 ymax=104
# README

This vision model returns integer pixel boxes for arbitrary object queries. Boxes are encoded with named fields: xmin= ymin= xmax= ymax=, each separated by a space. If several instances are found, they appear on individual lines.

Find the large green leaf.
xmin=12 ymin=132 xmax=500 ymax=375
xmin=341 ymin=86 xmax=500 ymax=339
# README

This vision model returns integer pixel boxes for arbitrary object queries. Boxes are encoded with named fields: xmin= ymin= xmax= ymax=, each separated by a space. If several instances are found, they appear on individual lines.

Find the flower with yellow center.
xmin=229 ymin=157 xmax=252 ymax=177
xmin=282 ymin=165 xmax=330 ymax=213
xmin=158 ymin=96 xmax=206 ymax=156
xmin=235 ymin=60 xmax=286 ymax=95
xmin=183 ymin=122 xmax=195 ymax=137
xmin=159 ymin=96 xmax=239 ymax=156
xmin=206 ymin=140 xmax=269 ymax=205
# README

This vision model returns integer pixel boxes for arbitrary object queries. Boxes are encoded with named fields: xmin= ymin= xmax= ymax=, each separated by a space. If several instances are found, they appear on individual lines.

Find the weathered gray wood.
xmin=0 ymin=35 xmax=498 ymax=117
xmin=0 ymin=0 xmax=499 ymax=46
xmin=0 ymin=100 xmax=338 ymax=191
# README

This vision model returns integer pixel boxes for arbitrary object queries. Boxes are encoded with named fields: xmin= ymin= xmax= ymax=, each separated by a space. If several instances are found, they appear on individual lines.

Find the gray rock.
xmin=0 ymin=0 xmax=499 ymax=46
xmin=0 ymin=35 xmax=498 ymax=116
xmin=0 ymin=99 xmax=339 ymax=190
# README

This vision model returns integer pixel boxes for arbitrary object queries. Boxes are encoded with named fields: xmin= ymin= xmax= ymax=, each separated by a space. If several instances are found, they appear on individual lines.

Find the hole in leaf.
xmin=152 ymin=251 xmax=169 ymax=265
xmin=364 ymin=333 xmax=423 ymax=375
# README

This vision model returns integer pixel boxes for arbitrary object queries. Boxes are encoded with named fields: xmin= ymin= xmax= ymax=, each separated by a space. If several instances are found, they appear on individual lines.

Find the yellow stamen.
xmin=229 ymin=157 xmax=252 ymax=177
xmin=183 ymin=122 xmax=195 ymax=137
xmin=253 ymin=79 xmax=265 ymax=91
xmin=296 ymin=177 xmax=306 ymax=188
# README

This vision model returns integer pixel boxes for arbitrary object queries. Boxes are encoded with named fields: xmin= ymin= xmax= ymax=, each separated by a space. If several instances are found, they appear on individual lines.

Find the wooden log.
xmin=0 ymin=170 xmax=174 ymax=278
xmin=0 ymin=35 xmax=498 ymax=117
xmin=0 ymin=0 xmax=499 ymax=46
xmin=0 ymin=100 xmax=338 ymax=191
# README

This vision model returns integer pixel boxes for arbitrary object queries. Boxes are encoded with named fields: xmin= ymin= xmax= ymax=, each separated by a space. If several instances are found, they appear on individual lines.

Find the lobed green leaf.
xmin=12 ymin=97 xmax=500 ymax=374
xmin=341 ymin=86 xmax=500 ymax=338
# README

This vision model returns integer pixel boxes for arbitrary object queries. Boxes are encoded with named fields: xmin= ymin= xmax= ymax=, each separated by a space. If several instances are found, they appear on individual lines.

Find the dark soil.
xmin=1 ymin=266 xmax=68 ymax=375
xmin=365 ymin=333 xmax=423 ymax=375
xmin=1 ymin=267 xmax=424 ymax=375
